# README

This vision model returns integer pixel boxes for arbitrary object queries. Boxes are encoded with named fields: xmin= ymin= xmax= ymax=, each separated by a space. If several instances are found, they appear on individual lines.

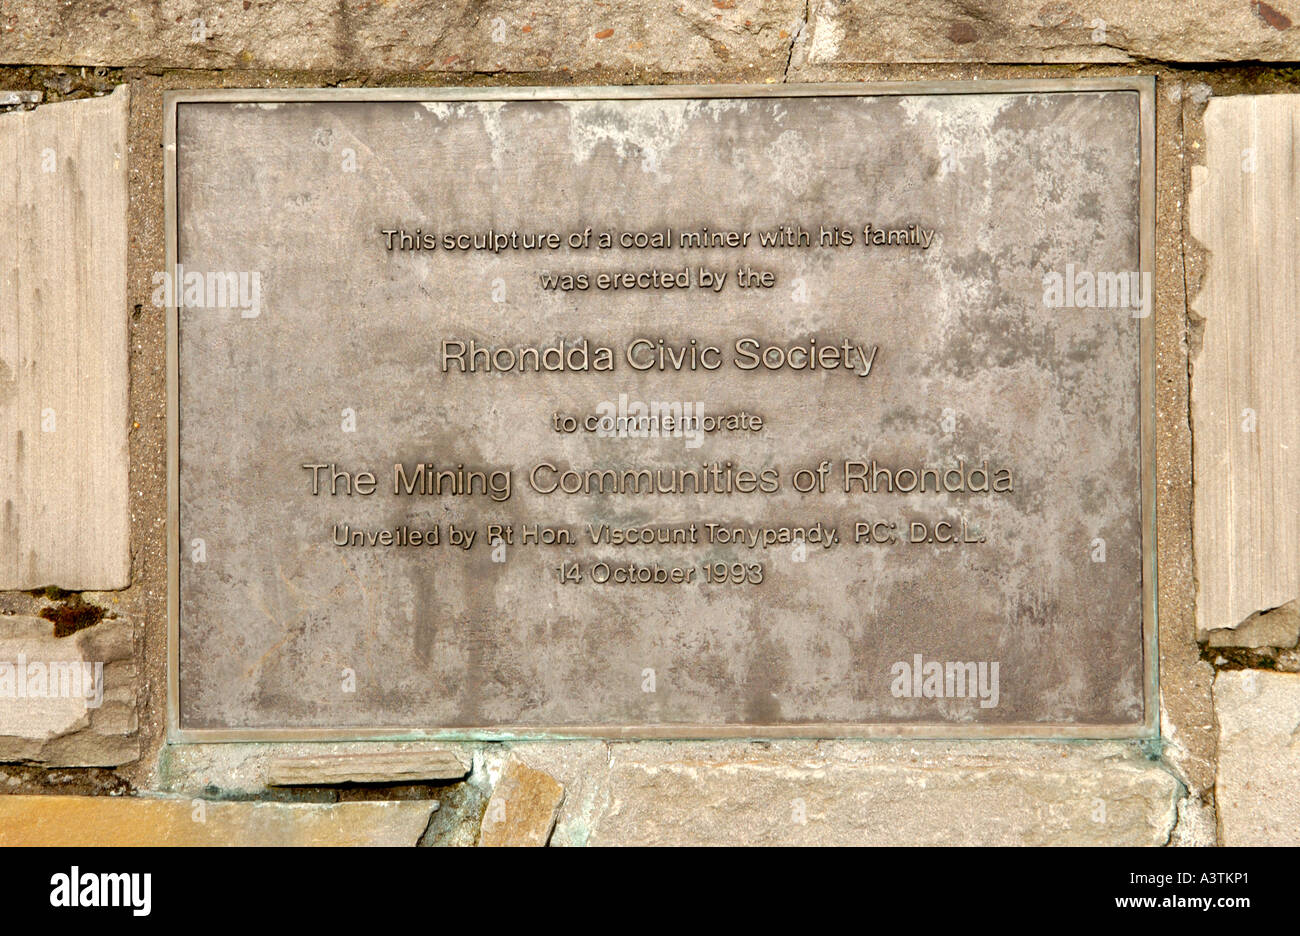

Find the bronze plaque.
xmin=166 ymin=82 xmax=1156 ymax=740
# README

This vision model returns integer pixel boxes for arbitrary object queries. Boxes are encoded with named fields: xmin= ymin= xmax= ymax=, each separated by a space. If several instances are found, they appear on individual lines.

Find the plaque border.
xmin=165 ymin=78 xmax=1159 ymax=743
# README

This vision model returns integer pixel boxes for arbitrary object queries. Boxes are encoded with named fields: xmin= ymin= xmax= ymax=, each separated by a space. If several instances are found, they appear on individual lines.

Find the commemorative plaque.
xmin=166 ymin=81 xmax=1156 ymax=739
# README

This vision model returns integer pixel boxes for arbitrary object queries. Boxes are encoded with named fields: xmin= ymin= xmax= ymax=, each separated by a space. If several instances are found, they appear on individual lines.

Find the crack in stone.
xmin=783 ymin=0 xmax=809 ymax=82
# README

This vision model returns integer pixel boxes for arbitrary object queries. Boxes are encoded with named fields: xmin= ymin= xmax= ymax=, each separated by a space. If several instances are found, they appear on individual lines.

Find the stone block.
xmin=267 ymin=749 xmax=470 ymax=786
xmin=792 ymin=0 xmax=1300 ymax=69
xmin=0 ymin=607 xmax=136 ymax=766
xmin=1189 ymin=95 xmax=1300 ymax=637
xmin=0 ymin=794 xmax=437 ymax=846
xmin=0 ymin=1 xmax=802 ymax=78
xmin=0 ymin=87 xmax=130 ymax=590
xmin=479 ymin=757 xmax=564 ymax=847
xmin=1214 ymin=670 xmax=1300 ymax=845
xmin=588 ymin=742 xmax=1180 ymax=845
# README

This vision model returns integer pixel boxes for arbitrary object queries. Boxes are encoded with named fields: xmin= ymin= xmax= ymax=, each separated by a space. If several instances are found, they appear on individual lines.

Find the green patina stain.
xmin=1139 ymin=737 xmax=1165 ymax=761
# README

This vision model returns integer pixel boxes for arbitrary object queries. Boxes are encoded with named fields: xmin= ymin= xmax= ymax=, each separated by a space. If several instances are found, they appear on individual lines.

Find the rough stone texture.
xmin=1214 ymin=670 xmax=1300 ymax=845
xmin=588 ymin=741 xmax=1180 ymax=846
xmin=121 ymin=70 xmax=170 ymax=798
xmin=0 ymin=86 xmax=130 ymax=589
xmin=1169 ymin=794 xmax=1218 ymax=848
xmin=1206 ymin=600 xmax=1300 ymax=649
xmin=156 ymin=740 xmax=470 ymax=794
xmin=0 ymin=607 xmax=137 ymax=766
xmin=154 ymin=737 xmax=1188 ymax=845
xmin=418 ymin=769 xmax=488 ymax=846
xmin=6 ymin=2 xmax=1300 ymax=74
xmin=1152 ymin=76 xmax=1216 ymax=813
xmin=0 ymin=1 xmax=801 ymax=79
xmin=479 ymin=757 xmax=564 ymax=847
xmin=151 ymin=737 xmax=1188 ymax=845
xmin=482 ymin=742 xmax=611 ymax=847
xmin=1189 ymin=94 xmax=1300 ymax=639
xmin=792 ymin=1 xmax=1300 ymax=68
xmin=267 ymin=749 xmax=469 ymax=785
xmin=0 ymin=794 xmax=437 ymax=845
xmin=0 ymin=90 xmax=42 ymax=108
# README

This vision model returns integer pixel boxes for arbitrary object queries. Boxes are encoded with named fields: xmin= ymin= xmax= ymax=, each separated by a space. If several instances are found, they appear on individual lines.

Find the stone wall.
xmin=1 ymin=1 xmax=1298 ymax=845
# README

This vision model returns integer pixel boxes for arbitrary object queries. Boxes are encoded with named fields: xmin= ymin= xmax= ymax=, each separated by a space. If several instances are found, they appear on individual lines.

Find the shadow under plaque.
xmin=166 ymin=80 xmax=1157 ymax=741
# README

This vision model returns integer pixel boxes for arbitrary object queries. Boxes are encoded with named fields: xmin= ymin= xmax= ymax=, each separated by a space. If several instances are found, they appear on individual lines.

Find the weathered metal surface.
xmin=167 ymin=82 xmax=1154 ymax=738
